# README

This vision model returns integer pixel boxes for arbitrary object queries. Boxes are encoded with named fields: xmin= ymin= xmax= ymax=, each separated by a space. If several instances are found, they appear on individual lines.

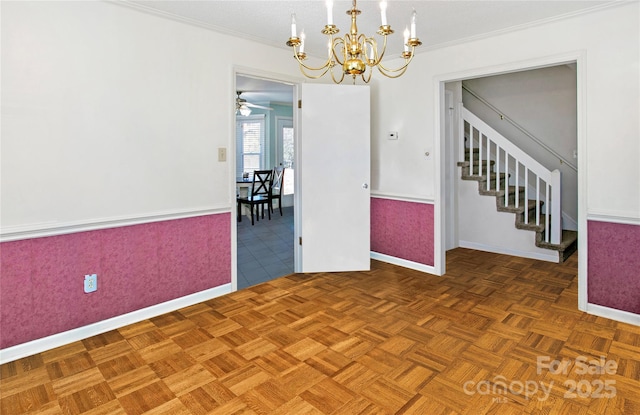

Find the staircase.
xmin=457 ymin=106 xmax=577 ymax=263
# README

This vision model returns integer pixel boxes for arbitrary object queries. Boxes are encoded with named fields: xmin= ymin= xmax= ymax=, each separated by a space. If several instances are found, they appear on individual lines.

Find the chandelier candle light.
xmin=286 ymin=0 xmax=422 ymax=84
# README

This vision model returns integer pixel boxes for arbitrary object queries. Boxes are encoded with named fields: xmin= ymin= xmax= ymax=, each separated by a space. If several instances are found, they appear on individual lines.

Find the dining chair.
xmin=269 ymin=167 xmax=285 ymax=216
xmin=237 ymin=169 xmax=272 ymax=225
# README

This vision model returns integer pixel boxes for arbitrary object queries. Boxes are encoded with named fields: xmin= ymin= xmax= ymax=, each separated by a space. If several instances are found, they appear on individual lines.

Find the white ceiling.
xmin=124 ymin=0 xmax=614 ymax=103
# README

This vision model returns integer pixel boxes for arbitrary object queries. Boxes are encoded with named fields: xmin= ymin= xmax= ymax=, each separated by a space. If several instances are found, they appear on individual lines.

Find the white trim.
xmin=585 ymin=303 xmax=640 ymax=327
xmin=113 ymin=0 xmax=623 ymax=60
xmin=459 ymin=240 xmax=559 ymax=263
xmin=0 ymin=284 xmax=232 ymax=364
xmin=0 ymin=206 xmax=231 ymax=243
xmin=587 ymin=211 xmax=640 ymax=226
xmin=435 ymin=50 xmax=588 ymax=310
xmin=434 ymin=81 xmax=446 ymax=276
xmin=370 ymin=252 xmax=436 ymax=275
xmin=435 ymin=51 xmax=585 ymax=85
xmin=113 ymin=0 xmax=286 ymax=51
xmin=370 ymin=192 xmax=434 ymax=204
xmin=576 ymin=52 xmax=588 ymax=312
xmin=232 ymin=67 xmax=303 ymax=277
xmin=418 ymin=2 xmax=625 ymax=54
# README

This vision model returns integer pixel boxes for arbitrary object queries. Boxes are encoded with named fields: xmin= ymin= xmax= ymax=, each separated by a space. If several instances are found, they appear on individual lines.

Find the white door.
xmin=298 ymin=83 xmax=370 ymax=272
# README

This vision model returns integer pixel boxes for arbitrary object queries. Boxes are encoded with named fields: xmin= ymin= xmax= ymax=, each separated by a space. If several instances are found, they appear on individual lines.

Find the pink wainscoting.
xmin=370 ymin=198 xmax=434 ymax=266
xmin=587 ymin=220 xmax=640 ymax=314
xmin=0 ymin=213 xmax=231 ymax=349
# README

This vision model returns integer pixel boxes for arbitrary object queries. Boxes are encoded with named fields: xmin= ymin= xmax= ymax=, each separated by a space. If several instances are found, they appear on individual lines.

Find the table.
xmin=236 ymin=178 xmax=253 ymax=217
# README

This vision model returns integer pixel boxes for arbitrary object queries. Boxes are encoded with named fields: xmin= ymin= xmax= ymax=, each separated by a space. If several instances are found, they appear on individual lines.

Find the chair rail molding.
xmin=0 ymin=205 xmax=231 ymax=242
xmin=370 ymin=191 xmax=434 ymax=205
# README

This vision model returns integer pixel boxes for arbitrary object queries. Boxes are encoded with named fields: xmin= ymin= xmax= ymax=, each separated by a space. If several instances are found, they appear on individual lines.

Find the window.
xmin=281 ymin=125 xmax=294 ymax=195
xmin=276 ymin=117 xmax=295 ymax=195
xmin=236 ymin=115 xmax=266 ymax=178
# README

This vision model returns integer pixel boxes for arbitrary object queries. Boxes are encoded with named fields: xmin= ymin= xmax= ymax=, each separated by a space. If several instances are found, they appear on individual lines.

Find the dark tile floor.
xmin=237 ymin=206 xmax=294 ymax=289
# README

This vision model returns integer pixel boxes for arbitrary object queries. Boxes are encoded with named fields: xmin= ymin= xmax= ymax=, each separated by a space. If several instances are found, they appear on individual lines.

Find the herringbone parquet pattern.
xmin=2 ymin=248 xmax=639 ymax=414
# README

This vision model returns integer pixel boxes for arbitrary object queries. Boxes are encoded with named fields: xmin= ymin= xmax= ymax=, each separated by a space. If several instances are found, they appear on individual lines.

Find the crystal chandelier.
xmin=286 ymin=0 xmax=421 ymax=84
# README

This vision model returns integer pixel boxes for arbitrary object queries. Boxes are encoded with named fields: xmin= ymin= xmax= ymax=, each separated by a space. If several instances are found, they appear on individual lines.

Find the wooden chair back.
xmin=250 ymin=170 xmax=272 ymax=200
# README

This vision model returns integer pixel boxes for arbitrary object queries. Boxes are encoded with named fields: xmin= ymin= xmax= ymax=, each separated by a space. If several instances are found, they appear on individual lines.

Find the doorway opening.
xmin=439 ymin=59 xmax=581 ymax=282
xmin=235 ymin=74 xmax=295 ymax=289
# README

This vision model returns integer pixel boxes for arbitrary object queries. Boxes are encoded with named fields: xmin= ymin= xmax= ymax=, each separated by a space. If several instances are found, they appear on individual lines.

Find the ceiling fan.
xmin=236 ymin=91 xmax=273 ymax=116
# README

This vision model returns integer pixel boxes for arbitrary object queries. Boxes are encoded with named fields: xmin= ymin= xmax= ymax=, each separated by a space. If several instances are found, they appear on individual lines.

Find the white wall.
xmin=457 ymin=179 xmax=558 ymax=262
xmin=372 ymin=2 xmax=639 ymax=219
xmin=462 ymin=65 xmax=579 ymax=228
xmin=464 ymin=65 xmax=577 ymax=165
xmin=370 ymin=74 xmax=436 ymax=200
xmin=1 ymin=1 xmax=299 ymax=234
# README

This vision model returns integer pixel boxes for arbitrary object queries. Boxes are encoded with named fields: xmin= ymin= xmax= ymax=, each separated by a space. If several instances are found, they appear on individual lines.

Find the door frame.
xmin=231 ymin=67 xmax=301 ymax=291
xmin=434 ymin=51 xmax=587 ymax=310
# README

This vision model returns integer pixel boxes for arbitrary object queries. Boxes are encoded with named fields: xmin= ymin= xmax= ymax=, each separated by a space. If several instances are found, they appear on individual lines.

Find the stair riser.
xmin=466 ymin=165 xmax=493 ymax=175
xmin=497 ymin=200 xmax=541 ymax=214
xmin=460 ymin=160 xmax=577 ymax=263
xmin=461 ymin=137 xmax=577 ymax=263
xmin=461 ymin=167 xmax=509 ymax=180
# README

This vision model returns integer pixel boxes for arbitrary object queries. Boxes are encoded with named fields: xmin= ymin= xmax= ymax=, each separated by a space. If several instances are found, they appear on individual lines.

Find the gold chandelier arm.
xmin=300 ymin=64 xmax=334 ymax=80
xmin=292 ymin=48 xmax=334 ymax=73
xmin=377 ymin=64 xmax=410 ymax=79
xmin=332 ymin=37 xmax=346 ymax=66
xmin=360 ymin=69 xmax=373 ymax=83
xmin=330 ymin=65 xmax=346 ymax=84
xmin=364 ymin=34 xmax=387 ymax=66
xmin=375 ymin=47 xmax=416 ymax=78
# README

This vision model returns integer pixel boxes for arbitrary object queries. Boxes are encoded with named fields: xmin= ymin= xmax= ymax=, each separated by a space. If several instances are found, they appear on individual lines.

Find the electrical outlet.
xmin=84 ymin=274 xmax=97 ymax=293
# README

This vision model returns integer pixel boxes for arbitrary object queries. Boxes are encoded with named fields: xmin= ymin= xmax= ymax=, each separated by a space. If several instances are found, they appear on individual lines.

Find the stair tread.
xmin=498 ymin=199 xmax=541 ymax=213
xmin=537 ymin=230 xmax=578 ymax=251
xmin=459 ymin=145 xmax=576 ymax=263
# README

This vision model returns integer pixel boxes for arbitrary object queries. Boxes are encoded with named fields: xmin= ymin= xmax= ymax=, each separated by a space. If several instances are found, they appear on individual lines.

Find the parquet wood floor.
xmin=2 ymin=248 xmax=639 ymax=414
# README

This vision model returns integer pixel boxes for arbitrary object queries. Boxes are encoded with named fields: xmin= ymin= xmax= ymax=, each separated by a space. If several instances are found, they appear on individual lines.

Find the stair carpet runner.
xmin=458 ymin=147 xmax=577 ymax=263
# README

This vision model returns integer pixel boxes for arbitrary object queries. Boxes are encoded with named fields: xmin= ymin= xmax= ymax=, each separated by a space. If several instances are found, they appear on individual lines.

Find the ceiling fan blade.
xmin=246 ymin=103 xmax=274 ymax=111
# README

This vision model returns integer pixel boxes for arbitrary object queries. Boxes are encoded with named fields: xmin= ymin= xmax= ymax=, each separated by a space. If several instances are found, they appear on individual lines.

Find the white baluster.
xmin=460 ymin=108 xmax=466 ymax=165
xmin=551 ymin=170 xmax=562 ymax=244
xmin=479 ymin=132 xmax=483 ymax=180
xmin=515 ymin=160 xmax=519 ymax=209
xmin=504 ymin=153 xmax=509 ymax=207
xmin=486 ymin=140 xmax=491 ymax=191
xmin=545 ymin=182 xmax=550 ymax=243
xmin=536 ymin=176 xmax=540 ymax=227
xmin=496 ymin=147 xmax=500 ymax=192
xmin=470 ymin=127 xmax=475 ymax=176
xmin=524 ymin=169 xmax=529 ymax=224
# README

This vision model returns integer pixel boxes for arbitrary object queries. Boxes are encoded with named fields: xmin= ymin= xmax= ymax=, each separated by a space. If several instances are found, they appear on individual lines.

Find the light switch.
xmin=218 ymin=147 xmax=227 ymax=162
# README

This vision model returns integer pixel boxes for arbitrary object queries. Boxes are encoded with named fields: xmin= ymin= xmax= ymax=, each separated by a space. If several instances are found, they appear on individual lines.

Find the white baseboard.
xmin=459 ymin=240 xmax=559 ymax=263
xmin=370 ymin=252 xmax=437 ymax=275
xmin=0 ymin=283 xmax=233 ymax=364
xmin=585 ymin=303 xmax=640 ymax=327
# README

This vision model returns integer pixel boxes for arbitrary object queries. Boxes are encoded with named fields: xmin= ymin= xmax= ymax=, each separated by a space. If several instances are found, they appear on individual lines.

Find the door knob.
xmin=362 ymin=183 xmax=369 ymax=189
